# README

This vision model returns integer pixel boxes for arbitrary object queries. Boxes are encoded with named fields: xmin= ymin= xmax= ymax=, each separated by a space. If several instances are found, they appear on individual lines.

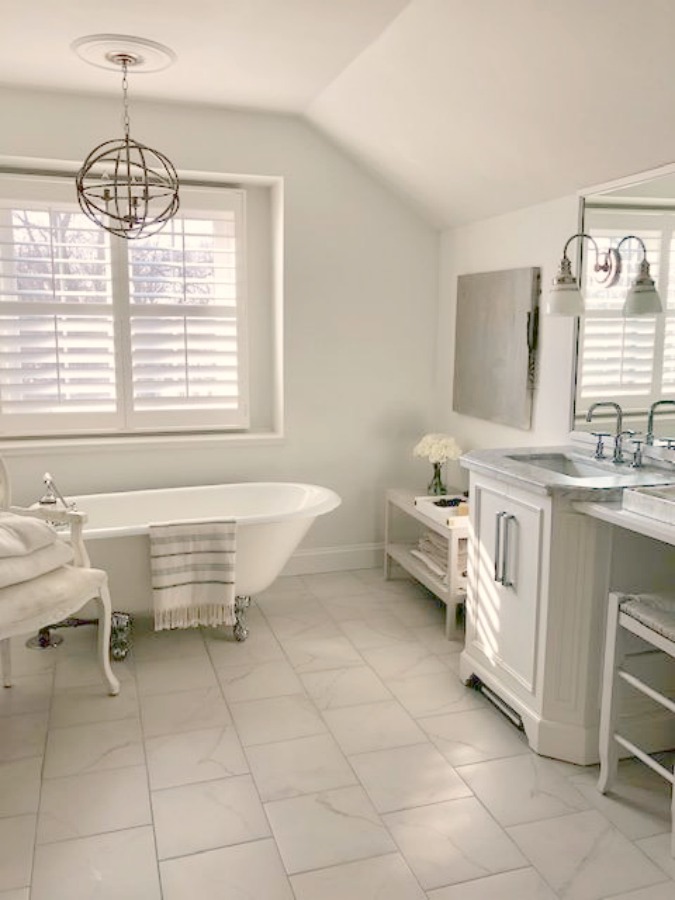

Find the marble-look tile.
xmin=457 ymin=754 xmax=591 ymax=826
xmin=265 ymin=785 xmax=396 ymax=874
xmin=256 ymin=575 xmax=314 ymax=604
xmin=300 ymin=666 xmax=391 ymax=710
xmin=217 ymin=660 xmax=304 ymax=702
xmin=204 ymin=628 xmax=285 ymax=667
xmin=301 ymin=572 xmax=372 ymax=599
xmin=282 ymin=634 xmax=364 ymax=673
xmin=160 ymin=838 xmax=294 ymax=900
xmin=37 ymin=765 xmax=151 ymax=844
xmin=360 ymin=642 xmax=450 ymax=680
xmin=290 ymin=852 xmax=426 ymax=900
xmin=602 ymin=886 xmax=675 ymax=900
xmin=635 ymin=833 xmax=675 ymax=879
xmin=145 ymin=724 xmax=248 ymax=790
xmin=323 ymin=700 xmax=427 ymax=755
xmin=338 ymin=616 xmax=413 ymax=650
xmin=153 ymin=773 xmax=270 ymax=859
xmin=383 ymin=797 xmax=526 ymax=890
xmin=387 ymin=671 xmax=484 ymax=718
xmin=130 ymin=622 xmax=207 ymax=660
xmin=0 ymin=673 xmax=52 ymax=717
xmin=43 ymin=718 xmax=144 ymax=778
xmin=410 ymin=625 xmax=462 ymax=656
xmin=0 ymin=712 xmax=48 ymax=762
xmin=54 ymin=655 xmax=135 ymax=691
xmin=246 ymin=733 xmax=357 ymax=802
xmin=0 ymin=889 xmax=30 ymax=899
xmin=419 ymin=707 xmax=529 ymax=766
xmin=508 ymin=810 xmax=668 ymax=900
xmin=229 ymin=693 xmax=327 ymax=747
xmin=140 ymin=686 xmax=231 ymax=737
xmin=0 ymin=757 xmax=42 ymax=817
xmin=31 ymin=826 xmax=161 ymax=900
xmin=50 ymin=680 xmax=139 ymax=728
xmin=426 ymin=867 xmax=558 ymax=899
xmin=388 ymin=593 xmax=447 ymax=628
xmin=349 ymin=742 xmax=472 ymax=812
xmin=263 ymin=608 xmax=335 ymax=640
xmin=5 ymin=637 xmax=56 ymax=678
xmin=318 ymin=591 xmax=395 ymax=623
xmin=134 ymin=653 xmax=218 ymax=696
xmin=565 ymin=760 xmax=672 ymax=841
xmin=0 ymin=815 xmax=35 ymax=892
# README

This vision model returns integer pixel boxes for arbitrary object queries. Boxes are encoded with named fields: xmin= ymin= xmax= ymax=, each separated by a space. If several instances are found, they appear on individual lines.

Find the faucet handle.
xmin=591 ymin=431 xmax=611 ymax=459
xmin=629 ymin=434 xmax=644 ymax=468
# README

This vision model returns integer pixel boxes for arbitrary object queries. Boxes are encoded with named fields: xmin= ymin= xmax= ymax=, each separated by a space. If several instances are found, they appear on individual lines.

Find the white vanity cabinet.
xmin=465 ymin=474 xmax=548 ymax=702
xmin=460 ymin=450 xmax=675 ymax=765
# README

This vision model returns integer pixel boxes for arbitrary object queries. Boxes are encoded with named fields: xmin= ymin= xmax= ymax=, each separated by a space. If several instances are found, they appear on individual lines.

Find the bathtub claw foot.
xmin=110 ymin=612 xmax=132 ymax=660
xmin=234 ymin=596 xmax=250 ymax=642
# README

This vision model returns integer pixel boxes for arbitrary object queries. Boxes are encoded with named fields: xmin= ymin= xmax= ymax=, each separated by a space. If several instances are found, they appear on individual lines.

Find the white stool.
xmin=598 ymin=590 xmax=675 ymax=855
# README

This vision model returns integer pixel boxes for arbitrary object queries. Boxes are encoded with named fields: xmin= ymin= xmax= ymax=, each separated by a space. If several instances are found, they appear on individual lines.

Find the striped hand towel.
xmin=149 ymin=520 xmax=237 ymax=631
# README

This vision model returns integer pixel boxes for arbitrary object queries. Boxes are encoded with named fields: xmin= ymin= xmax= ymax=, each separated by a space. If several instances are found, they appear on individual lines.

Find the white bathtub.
xmin=69 ymin=482 xmax=341 ymax=614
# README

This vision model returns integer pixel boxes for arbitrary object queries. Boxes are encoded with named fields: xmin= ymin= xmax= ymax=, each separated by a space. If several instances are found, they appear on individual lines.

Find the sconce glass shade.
xmin=547 ymin=256 xmax=584 ymax=316
xmin=622 ymin=259 xmax=663 ymax=316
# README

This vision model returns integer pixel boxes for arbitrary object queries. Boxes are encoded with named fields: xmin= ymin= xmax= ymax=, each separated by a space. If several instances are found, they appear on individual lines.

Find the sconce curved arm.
xmin=560 ymin=232 xmax=621 ymax=288
xmin=616 ymin=234 xmax=648 ymax=260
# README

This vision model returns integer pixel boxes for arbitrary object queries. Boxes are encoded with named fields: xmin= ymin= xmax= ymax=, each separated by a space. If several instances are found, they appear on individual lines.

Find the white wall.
xmin=435 ymin=194 xmax=581 ymax=490
xmin=0 ymin=87 xmax=440 ymax=561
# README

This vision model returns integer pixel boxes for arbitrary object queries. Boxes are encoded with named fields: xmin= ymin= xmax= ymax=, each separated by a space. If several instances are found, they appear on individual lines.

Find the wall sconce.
xmin=73 ymin=35 xmax=180 ymax=240
xmin=547 ymin=232 xmax=663 ymax=317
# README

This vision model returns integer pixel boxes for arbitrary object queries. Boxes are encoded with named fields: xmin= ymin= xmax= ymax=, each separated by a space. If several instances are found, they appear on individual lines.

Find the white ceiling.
xmin=5 ymin=0 xmax=675 ymax=228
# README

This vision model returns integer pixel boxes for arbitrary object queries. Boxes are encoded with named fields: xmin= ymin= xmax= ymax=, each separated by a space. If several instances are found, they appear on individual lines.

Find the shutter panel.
xmin=0 ymin=205 xmax=118 ymax=431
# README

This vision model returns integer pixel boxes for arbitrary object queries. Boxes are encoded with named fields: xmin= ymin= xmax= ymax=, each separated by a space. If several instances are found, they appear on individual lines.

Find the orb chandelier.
xmin=74 ymin=35 xmax=180 ymax=240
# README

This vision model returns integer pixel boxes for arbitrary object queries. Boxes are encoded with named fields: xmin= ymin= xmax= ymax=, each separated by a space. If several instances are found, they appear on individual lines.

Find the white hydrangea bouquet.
xmin=413 ymin=433 xmax=462 ymax=495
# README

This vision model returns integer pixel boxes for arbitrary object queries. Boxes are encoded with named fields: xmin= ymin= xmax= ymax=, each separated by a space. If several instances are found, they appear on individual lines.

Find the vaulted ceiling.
xmin=4 ymin=0 xmax=675 ymax=227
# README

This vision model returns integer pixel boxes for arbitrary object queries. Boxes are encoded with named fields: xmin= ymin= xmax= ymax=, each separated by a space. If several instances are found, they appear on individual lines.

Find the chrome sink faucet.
xmin=586 ymin=401 xmax=625 ymax=463
xmin=645 ymin=400 xmax=675 ymax=445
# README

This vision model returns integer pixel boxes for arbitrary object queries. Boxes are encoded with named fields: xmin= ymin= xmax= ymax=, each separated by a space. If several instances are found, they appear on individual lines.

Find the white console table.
xmin=384 ymin=488 xmax=469 ymax=639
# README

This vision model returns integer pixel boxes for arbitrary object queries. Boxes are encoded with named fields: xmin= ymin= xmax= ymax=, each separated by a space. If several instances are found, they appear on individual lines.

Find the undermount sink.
xmin=622 ymin=484 xmax=675 ymax=525
xmin=506 ymin=452 xmax=608 ymax=479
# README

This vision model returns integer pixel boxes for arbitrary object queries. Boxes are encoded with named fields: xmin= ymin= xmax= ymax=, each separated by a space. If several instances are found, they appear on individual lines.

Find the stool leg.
xmin=95 ymin=581 xmax=120 ymax=697
xmin=598 ymin=593 xmax=626 ymax=793
xmin=0 ymin=638 xmax=11 ymax=688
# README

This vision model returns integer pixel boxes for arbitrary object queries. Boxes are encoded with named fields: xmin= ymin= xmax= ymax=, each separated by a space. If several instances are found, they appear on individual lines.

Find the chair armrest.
xmin=8 ymin=505 xmax=91 ymax=567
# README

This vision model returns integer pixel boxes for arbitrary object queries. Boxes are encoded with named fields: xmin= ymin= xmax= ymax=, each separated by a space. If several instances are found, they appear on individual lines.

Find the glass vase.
xmin=427 ymin=462 xmax=447 ymax=496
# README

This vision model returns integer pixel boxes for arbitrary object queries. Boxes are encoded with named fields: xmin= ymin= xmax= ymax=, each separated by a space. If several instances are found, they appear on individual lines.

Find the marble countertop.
xmin=574 ymin=500 xmax=675 ymax=546
xmin=460 ymin=446 xmax=675 ymax=497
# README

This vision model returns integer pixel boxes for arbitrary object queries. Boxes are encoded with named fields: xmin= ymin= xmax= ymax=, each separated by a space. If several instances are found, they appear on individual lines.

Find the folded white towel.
xmin=150 ymin=520 xmax=237 ymax=631
xmin=0 ymin=512 xmax=59 ymax=558
xmin=0 ymin=539 xmax=74 ymax=588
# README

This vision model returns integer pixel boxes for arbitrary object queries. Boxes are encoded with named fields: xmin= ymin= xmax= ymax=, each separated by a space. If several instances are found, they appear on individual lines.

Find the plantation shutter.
xmin=576 ymin=208 xmax=675 ymax=417
xmin=0 ymin=175 xmax=248 ymax=437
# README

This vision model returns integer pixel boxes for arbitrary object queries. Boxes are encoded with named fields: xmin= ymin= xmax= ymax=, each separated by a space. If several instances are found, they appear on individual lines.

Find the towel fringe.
xmin=154 ymin=602 xmax=236 ymax=631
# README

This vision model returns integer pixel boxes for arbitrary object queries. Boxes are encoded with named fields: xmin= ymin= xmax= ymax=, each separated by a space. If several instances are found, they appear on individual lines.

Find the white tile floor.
xmin=0 ymin=569 xmax=673 ymax=899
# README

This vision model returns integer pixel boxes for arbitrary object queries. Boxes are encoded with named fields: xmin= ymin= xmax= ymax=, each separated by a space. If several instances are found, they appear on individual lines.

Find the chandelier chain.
xmin=121 ymin=59 xmax=130 ymax=140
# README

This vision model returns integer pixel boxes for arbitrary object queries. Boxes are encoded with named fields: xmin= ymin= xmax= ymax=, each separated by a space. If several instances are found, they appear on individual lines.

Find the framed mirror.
xmin=573 ymin=164 xmax=675 ymax=444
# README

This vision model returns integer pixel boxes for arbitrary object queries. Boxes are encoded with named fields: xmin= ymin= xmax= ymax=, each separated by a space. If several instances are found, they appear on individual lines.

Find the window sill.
xmin=0 ymin=430 xmax=285 ymax=458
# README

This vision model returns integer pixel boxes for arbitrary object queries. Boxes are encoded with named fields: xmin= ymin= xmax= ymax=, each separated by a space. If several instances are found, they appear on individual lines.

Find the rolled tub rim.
xmin=68 ymin=481 xmax=342 ymax=540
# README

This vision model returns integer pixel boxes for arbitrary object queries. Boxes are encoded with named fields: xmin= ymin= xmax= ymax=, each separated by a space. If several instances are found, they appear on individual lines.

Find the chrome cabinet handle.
xmin=501 ymin=514 xmax=516 ymax=588
xmin=494 ymin=511 xmax=506 ymax=583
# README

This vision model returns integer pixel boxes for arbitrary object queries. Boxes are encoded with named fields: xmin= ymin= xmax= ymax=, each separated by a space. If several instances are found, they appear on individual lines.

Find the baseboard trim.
xmin=281 ymin=542 xmax=383 ymax=576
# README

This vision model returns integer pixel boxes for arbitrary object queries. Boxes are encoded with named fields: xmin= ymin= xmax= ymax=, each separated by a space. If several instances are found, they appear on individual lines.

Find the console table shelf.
xmin=384 ymin=488 xmax=469 ymax=639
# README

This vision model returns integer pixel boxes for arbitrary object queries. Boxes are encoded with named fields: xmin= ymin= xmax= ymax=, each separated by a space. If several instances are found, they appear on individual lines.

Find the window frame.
xmin=0 ymin=173 xmax=255 ymax=440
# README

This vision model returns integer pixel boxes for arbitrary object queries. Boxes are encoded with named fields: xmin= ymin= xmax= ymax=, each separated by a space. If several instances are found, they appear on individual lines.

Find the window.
xmin=576 ymin=207 xmax=675 ymax=417
xmin=0 ymin=174 xmax=249 ymax=437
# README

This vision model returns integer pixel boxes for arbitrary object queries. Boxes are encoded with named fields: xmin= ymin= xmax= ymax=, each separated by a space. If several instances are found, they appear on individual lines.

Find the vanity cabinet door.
xmin=466 ymin=477 xmax=546 ymax=696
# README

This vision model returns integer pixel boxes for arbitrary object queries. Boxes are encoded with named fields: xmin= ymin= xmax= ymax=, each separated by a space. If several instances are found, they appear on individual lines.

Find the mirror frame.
xmin=569 ymin=159 xmax=675 ymax=446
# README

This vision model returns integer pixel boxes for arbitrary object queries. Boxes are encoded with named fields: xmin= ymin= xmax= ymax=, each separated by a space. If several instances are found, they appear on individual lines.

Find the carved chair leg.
xmin=95 ymin=580 xmax=120 ymax=696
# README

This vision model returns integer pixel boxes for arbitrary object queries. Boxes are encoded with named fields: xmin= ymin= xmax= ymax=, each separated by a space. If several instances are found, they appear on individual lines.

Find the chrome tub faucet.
xmin=39 ymin=472 xmax=76 ymax=510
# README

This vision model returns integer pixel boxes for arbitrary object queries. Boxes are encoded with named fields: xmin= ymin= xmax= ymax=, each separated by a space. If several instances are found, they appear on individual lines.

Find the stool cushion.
xmin=619 ymin=592 xmax=675 ymax=643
